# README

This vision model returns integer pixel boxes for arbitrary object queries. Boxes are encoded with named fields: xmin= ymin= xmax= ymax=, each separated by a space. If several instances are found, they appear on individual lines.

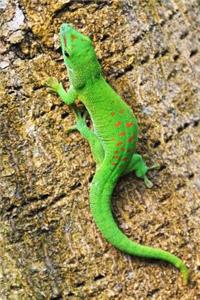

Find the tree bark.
xmin=0 ymin=0 xmax=200 ymax=298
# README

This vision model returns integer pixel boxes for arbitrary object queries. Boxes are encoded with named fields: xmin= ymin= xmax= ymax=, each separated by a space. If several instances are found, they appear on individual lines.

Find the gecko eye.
xmin=64 ymin=50 xmax=70 ymax=57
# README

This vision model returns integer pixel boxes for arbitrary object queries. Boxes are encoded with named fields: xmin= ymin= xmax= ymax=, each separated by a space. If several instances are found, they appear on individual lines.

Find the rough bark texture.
xmin=0 ymin=0 xmax=200 ymax=299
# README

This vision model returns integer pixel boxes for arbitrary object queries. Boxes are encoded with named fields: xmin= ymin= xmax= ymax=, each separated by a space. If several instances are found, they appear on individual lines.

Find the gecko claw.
xmin=148 ymin=163 xmax=160 ymax=170
xmin=144 ymin=175 xmax=153 ymax=188
xmin=66 ymin=125 xmax=78 ymax=134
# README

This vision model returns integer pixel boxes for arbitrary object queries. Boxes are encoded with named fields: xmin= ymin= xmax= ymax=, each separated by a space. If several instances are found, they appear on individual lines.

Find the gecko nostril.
xmin=64 ymin=37 xmax=67 ymax=47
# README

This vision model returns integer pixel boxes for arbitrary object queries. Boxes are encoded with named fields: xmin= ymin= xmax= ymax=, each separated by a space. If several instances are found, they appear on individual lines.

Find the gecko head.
xmin=60 ymin=23 xmax=94 ymax=68
xmin=60 ymin=23 xmax=102 ymax=87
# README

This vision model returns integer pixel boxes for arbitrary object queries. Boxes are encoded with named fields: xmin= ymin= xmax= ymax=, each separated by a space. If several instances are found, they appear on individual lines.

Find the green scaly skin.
xmin=47 ymin=24 xmax=189 ymax=284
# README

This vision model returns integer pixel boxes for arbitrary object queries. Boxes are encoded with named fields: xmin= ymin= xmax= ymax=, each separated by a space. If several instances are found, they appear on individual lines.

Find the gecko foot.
xmin=46 ymin=77 xmax=61 ymax=92
xmin=66 ymin=108 xmax=89 ymax=135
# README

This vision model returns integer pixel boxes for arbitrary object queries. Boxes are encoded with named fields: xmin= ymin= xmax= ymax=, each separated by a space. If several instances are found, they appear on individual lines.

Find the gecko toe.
xmin=144 ymin=175 xmax=153 ymax=188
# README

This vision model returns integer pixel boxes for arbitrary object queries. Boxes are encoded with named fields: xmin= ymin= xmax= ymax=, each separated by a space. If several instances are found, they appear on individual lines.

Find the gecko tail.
xmin=90 ymin=162 xmax=189 ymax=284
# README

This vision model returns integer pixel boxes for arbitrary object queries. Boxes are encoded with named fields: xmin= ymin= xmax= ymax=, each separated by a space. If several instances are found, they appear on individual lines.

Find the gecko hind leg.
xmin=69 ymin=108 xmax=104 ymax=165
xmin=124 ymin=153 xmax=155 ymax=188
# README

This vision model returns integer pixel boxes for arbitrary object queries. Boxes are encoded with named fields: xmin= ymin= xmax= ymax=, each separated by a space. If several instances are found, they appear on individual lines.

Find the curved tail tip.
xmin=180 ymin=264 xmax=189 ymax=285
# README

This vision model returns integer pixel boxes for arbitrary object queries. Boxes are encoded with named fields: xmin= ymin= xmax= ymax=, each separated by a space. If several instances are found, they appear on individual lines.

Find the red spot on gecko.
xmin=111 ymin=112 xmax=115 ymax=116
xmin=119 ymin=131 xmax=125 ymax=137
xmin=71 ymin=34 xmax=77 ymax=41
xmin=115 ymin=121 xmax=122 ymax=127
xmin=111 ymin=162 xmax=116 ymax=165
xmin=119 ymin=109 xmax=125 ymax=114
xmin=114 ymin=155 xmax=119 ymax=159
xmin=121 ymin=147 xmax=125 ymax=151
xmin=128 ymin=135 xmax=134 ymax=143
xmin=122 ymin=157 xmax=128 ymax=161
xmin=116 ymin=141 xmax=123 ymax=147
xmin=114 ymin=150 xmax=119 ymax=154
xmin=111 ymin=137 xmax=115 ymax=141
xmin=126 ymin=122 xmax=133 ymax=128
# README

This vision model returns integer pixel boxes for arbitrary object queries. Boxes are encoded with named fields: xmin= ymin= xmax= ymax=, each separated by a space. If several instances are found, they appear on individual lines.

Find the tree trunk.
xmin=0 ymin=0 xmax=199 ymax=298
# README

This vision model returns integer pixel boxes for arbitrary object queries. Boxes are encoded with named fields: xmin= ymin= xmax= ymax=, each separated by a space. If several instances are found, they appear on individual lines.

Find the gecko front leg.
xmin=68 ymin=108 xmax=105 ymax=166
xmin=47 ymin=77 xmax=78 ymax=105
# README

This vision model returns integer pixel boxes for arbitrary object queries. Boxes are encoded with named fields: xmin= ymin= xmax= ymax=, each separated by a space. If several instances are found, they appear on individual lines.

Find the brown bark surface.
xmin=0 ymin=0 xmax=200 ymax=299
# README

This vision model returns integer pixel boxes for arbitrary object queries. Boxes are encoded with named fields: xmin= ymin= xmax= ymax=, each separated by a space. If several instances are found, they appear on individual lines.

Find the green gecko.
xmin=47 ymin=23 xmax=189 ymax=284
